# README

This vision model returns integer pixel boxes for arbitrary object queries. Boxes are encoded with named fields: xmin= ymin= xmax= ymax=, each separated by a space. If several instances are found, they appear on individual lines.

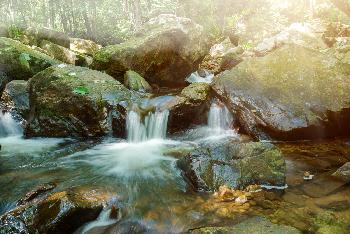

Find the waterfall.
xmin=126 ymin=110 xmax=169 ymax=143
xmin=0 ymin=111 xmax=22 ymax=137
xmin=208 ymin=101 xmax=233 ymax=132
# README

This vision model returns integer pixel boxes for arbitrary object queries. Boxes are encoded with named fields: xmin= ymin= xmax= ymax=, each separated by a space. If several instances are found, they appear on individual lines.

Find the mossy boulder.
xmin=25 ymin=65 xmax=138 ymax=137
xmin=166 ymin=83 xmax=211 ymax=133
xmin=40 ymin=40 xmax=77 ymax=64
xmin=212 ymin=43 xmax=350 ymax=140
xmin=92 ymin=14 xmax=210 ymax=87
xmin=177 ymin=139 xmax=286 ymax=191
xmin=0 ymin=23 xmax=8 ymax=37
xmin=0 ymin=37 xmax=59 ymax=80
xmin=1 ymin=80 xmax=29 ymax=120
xmin=8 ymin=26 xmax=70 ymax=48
xmin=0 ymin=188 xmax=110 ymax=234
xmin=124 ymin=70 xmax=152 ymax=93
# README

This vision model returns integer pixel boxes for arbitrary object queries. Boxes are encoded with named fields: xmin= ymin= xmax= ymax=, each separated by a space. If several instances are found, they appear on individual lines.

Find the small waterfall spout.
xmin=208 ymin=100 xmax=233 ymax=132
xmin=127 ymin=110 xmax=169 ymax=143
xmin=0 ymin=111 xmax=22 ymax=137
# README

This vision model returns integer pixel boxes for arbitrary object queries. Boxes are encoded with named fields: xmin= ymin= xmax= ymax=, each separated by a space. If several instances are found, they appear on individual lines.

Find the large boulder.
xmin=25 ymin=65 xmax=138 ymax=138
xmin=0 ymin=37 xmax=59 ymax=80
xmin=8 ymin=26 xmax=70 ymax=48
xmin=212 ymin=43 xmax=350 ymax=140
xmin=0 ymin=80 xmax=29 ymax=120
xmin=0 ymin=188 xmax=109 ymax=234
xmin=92 ymin=14 xmax=210 ymax=87
xmin=40 ymin=40 xmax=77 ymax=64
xmin=177 ymin=139 xmax=286 ymax=191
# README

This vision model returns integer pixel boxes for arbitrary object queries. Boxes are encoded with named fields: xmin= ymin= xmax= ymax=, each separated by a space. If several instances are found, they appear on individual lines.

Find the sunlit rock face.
xmin=92 ymin=14 xmax=210 ymax=87
xmin=212 ymin=43 xmax=350 ymax=140
xmin=25 ymin=65 xmax=139 ymax=138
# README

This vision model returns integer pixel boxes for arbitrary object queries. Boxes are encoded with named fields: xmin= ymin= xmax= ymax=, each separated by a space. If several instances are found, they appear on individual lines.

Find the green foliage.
xmin=73 ymin=86 xmax=89 ymax=95
xmin=8 ymin=25 xmax=23 ymax=40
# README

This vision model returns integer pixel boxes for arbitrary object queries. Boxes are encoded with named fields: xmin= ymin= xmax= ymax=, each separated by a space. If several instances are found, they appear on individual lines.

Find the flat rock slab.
xmin=189 ymin=216 xmax=300 ymax=234
xmin=332 ymin=162 xmax=350 ymax=182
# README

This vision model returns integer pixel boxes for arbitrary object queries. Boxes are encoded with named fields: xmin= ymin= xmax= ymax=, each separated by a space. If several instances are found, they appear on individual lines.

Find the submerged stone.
xmin=189 ymin=216 xmax=300 ymax=234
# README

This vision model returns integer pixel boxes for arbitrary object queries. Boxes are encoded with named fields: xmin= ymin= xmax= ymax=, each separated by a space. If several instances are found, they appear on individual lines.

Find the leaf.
xmin=73 ymin=86 xmax=89 ymax=95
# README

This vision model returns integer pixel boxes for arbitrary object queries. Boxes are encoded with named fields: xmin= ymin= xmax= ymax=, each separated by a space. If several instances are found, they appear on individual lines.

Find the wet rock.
xmin=39 ymin=40 xmax=77 ymax=64
xmin=17 ymin=183 xmax=56 ymax=205
xmin=70 ymin=37 xmax=102 ymax=56
xmin=212 ymin=43 xmax=350 ymax=140
xmin=1 ymin=80 xmax=29 ymax=120
xmin=301 ymin=172 xmax=348 ymax=198
xmin=92 ymin=14 xmax=210 ymax=87
xmin=167 ymin=83 xmax=211 ymax=133
xmin=25 ymin=65 xmax=138 ymax=138
xmin=85 ymin=220 xmax=152 ymax=234
xmin=177 ymin=139 xmax=286 ymax=191
xmin=189 ymin=216 xmax=300 ymax=234
xmin=0 ymin=72 xmax=11 ymax=97
xmin=124 ymin=70 xmax=152 ymax=93
xmin=0 ymin=37 xmax=59 ymax=80
xmin=316 ymin=200 xmax=350 ymax=212
xmin=0 ymin=188 xmax=109 ymax=234
xmin=332 ymin=162 xmax=350 ymax=182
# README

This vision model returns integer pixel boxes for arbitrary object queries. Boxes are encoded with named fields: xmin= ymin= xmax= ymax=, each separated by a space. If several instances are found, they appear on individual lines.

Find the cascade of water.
xmin=208 ymin=101 xmax=233 ymax=132
xmin=126 ymin=110 xmax=169 ymax=143
xmin=0 ymin=111 xmax=22 ymax=137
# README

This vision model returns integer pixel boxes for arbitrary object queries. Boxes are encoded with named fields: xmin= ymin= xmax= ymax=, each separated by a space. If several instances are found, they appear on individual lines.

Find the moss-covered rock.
xmin=40 ymin=40 xmax=77 ymax=64
xmin=212 ymin=43 xmax=350 ymax=140
xmin=124 ymin=70 xmax=152 ymax=92
xmin=0 ymin=37 xmax=59 ymax=80
xmin=92 ymin=14 xmax=210 ymax=87
xmin=0 ymin=187 xmax=110 ymax=234
xmin=167 ymin=83 xmax=211 ymax=133
xmin=8 ymin=26 xmax=70 ymax=48
xmin=25 ymin=65 xmax=138 ymax=137
xmin=1 ymin=80 xmax=29 ymax=120
xmin=177 ymin=139 xmax=286 ymax=191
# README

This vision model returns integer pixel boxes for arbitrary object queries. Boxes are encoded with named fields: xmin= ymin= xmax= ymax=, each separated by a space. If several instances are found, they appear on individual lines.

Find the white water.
xmin=186 ymin=70 xmax=214 ymax=84
xmin=126 ymin=110 xmax=169 ymax=143
xmin=0 ymin=112 xmax=22 ymax=137
xmin=208 ymin=101 xmax=233 ymax=133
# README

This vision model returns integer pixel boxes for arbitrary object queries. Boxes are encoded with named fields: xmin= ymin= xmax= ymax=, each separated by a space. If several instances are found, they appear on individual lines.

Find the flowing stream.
xmin=1 ymin=101 xmax=348 ymax=233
